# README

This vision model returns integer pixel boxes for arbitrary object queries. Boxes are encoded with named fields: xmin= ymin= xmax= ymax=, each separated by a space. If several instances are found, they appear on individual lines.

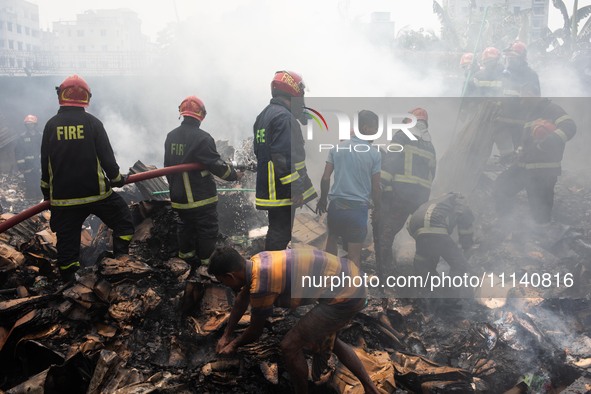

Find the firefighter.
xmin=469 ymin=47 xmax=503 ymax=97
xmin=41 ymin=75 xmax=134 ymax=282
xmin=375 ymin=108 xmax=436 ymax=278
xmin=408 ymin=192 xmax=474 ymax=284
xmin=15 ymin=114 xmax=42 ymax=199
xmin=209 ymin=246 xmax=380 ymax=394
xmin=253 ymin=70 xmax=317 ymax=251
xmin=164 ymin=95 xmax=242 ymax=270
xmin=493 ymin=98 xmax=576 ymax=224
xmin=460 ymin=52 xmax=477 ymax=78
xmin=316 ymin=110 xmax=382 ymax=267
xmin=502 ymin=41 xmax=541 ymax=97
xmin=460 ymin=52 xmax=477 ymax=96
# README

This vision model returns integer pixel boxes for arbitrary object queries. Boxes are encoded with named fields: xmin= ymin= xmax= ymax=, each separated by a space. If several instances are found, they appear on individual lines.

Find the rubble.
xmin=1 ymin=143 xmax=590 ymax=393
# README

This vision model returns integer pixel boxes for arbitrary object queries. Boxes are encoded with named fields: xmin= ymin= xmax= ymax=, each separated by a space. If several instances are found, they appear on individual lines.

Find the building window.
xmin=101 ymin=29 xmax=106 ymax=36
xmin=513 ymin=6 xmax=520 ymax=13
xmin=25 ymin=26 xmax=30 ymax=35
xmin=533 ymin=6 xmax=545 ymax=16
xmin=32 ymin=29 xmax=38 ymax=37
xmin=16 ymin=24 xmax=21 ymax=34
xmin=0 ymin=21 xmax=3 ymax=30
xmin=26 ymin=43 xmax=31 ymax=51
xmin=17 ymin=41 xmax=22 ymax=50
xmin=532 ymin=18 xmax=542 ymax=28
xmin=8 ymin=40 xmax=14 ymax=49
xmin=77 ymin=30 xmax=84 ymax=37
xmin=78 ymin=45 xmax=85 ymax=51
xmin=7 ymin=22 xmax=13 ymax=31
xmin=0 ymin=40 xmax=4 ymax=48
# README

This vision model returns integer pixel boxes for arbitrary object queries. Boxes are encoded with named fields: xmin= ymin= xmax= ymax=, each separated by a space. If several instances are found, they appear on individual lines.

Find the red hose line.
xmin=0 ymin=163 xmax=204 ymax=233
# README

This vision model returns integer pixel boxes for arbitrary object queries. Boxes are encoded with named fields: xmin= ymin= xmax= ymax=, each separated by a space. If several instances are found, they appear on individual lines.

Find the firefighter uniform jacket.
xmin=502 ymin=64 xmax=540 ymax=97
xmin=468 ymin=65 xmax=504 ymax=97
xmin=253 ymin=98 xmax=316 ymax=210
xmin=408 ymin=192 xmax=474 ymax=249
xmin=519 ymin=99 xmax=576 ymax=177
xmin=381 ymin=129 xmax=436 ymax=206
xmin=164 ymin=117 xmax=237 ymax=210
xmin=16 ymin=129 xmax=41 ymax=172
xmin=41 ymin=107 xmax=123 ymax=207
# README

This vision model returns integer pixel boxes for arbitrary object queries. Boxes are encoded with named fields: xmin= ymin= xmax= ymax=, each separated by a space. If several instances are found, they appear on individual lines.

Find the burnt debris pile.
xmin=1 ymin=145 xmax=591 ymax=393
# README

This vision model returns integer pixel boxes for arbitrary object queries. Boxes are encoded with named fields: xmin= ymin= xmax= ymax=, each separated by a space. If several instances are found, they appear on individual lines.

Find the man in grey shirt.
xmin=316 ymin=110 xmax=382 ymax=266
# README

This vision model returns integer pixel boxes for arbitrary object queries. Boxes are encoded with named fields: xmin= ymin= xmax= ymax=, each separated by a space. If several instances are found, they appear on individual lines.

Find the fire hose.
xmin=0 ymin=163 xmax=205 ymax=234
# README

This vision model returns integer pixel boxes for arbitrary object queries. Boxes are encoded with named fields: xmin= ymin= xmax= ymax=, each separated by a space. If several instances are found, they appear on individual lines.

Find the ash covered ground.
xmin=1 ymin=159 xmax=590 ymax=393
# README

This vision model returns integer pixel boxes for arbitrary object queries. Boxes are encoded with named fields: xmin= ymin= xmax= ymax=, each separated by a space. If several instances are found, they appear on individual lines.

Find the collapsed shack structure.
xmin=1 ymin=136 xmax=590 ymax=393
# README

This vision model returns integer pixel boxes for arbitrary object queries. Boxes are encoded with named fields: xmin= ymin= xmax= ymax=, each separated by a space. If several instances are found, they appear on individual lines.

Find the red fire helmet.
xmin=179 ymin=96 xmax=206 ymax=121
xmin=481 ymin=47 xmax=501 ymax=64
xmin=56 ymin=75 xmax=92 ymax=107
xmin=505 ymin=41 xmax=527 ymax=58
xmin=271 ymin=70 xmax=305 ymax=97
xmin=24 ymin=114 xmax=38 ymax=124
xmin=460 ymin=52 xmax=474 ymax=67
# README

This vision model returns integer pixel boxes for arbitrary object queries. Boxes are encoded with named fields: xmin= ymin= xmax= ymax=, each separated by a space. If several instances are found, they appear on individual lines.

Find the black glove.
xmin=41 ymin=187 xmax=50 ymax=201
xmin=110 ymin=174 xmax=127 ymax=188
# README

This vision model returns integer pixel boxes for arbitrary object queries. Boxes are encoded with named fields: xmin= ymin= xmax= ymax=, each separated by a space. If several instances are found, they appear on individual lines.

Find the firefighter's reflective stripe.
xmin=280 ymin=170 xmax=300 ymax=185
xmin=555 ymin=115 xmax=572 ymax=126
xmin=382 ymin=169 xmax=394 ymax=192
xmin=302 ymin=185 xmax=316 ymax=200
xmin=458 ymin=226 xmax=473 ymax=235
xmin=49 ymin=160 xmax=54 ymax=199
xmin=179 ymin=250 xmax=196 ymax=259
xmin=255 ymin=197 xmax=292 ymax=207
xmin=503 ymin=88 xmax=520 ymax=97
xmin=523 ymin=162 xmax=561 ymax=169
xmin=97 ymin=158 xmax=106 ymax=195
xmin=474 ymin=80 xmax=502 ymax=87
xmin=40 ymin=180 xmax=49 ymax=188
xmin=60 ymin=261 xmax=81 ymax=270
xmin=553 ymin=128 xmax=569 ymax=143
xmin=111 ymin=173 xmax=122 ymax=183
xmin=255 ymin=161 xmax=294 ymax=208
xmin=220 ymin=165 xmax=232 ymax=180
xmin=51 ymin=189 xmax=113 ymax=206
xmin=423 ymin=202 xmax=437 ymax=230
xmin=295 ymin=160 xmax=306 ymax=171
xmin=117 ymin=234 xmax=133 ymax=241
xmin=413 ymin=227 xmax=449 ymax=236
xmin=392 ymin=145 xmax=435 ymax=189
xmin=171 ymin=195 xmax=218 ymax=209
xmin=182 ymin=172 xmax=193 ymax=203
xmin=268 ymin=161 xmax=276 ymax=200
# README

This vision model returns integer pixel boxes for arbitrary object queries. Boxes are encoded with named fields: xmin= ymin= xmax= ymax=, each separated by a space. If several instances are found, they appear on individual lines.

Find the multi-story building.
xmin=0 ymin=0 xmax=41 ymax=74
xmin=0 ymin=2 xmax=153 ymax=76
xmin=46 ymin=8 xmax=151 ymax=74
xmin=443 ymin=0 xmax=549 ymax=42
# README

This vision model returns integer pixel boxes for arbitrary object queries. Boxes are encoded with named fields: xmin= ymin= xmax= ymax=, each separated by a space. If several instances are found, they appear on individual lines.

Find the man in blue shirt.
xmin=316 ymin=110 xmax=381 ymax=266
